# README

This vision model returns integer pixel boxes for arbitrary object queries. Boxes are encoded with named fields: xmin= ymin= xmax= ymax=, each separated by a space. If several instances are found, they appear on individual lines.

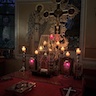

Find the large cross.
xmin=43 ymin=0 xmax=79 ymax=35
xmin=43 ymin=0 xmax=75 ymax=18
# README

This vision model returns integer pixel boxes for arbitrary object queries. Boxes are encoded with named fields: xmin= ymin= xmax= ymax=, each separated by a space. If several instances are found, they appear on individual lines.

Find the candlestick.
xmin=34 ymin=50 xmax=39 ymax=70
xmin=76 ymin=48 xmax=81 ymax=63
xmin=20 ymin=46 xmax=26 ymax=71
xmin=74 ymin=48 xmax=82 ymax=79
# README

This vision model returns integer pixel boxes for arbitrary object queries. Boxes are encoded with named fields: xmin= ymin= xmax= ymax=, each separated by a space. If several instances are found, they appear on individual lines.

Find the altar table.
xmin=0 ymin=71 xmax=82 ymax=96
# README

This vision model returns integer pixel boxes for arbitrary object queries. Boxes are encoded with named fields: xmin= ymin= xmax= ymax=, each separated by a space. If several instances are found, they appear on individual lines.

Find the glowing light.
xmin=44 ymin=52 xmax=47 ymax=56
xmin=61 ymin=47 xmax=65 ymax=51
xmin=43 ymin=41 xmax=47 ymax=46
xmin=76 ymin=48 xmax=81 ymax=55
xmin=66 ymin=51 xmax=70 ymax=57
xmin=29 ymin=57 xmax=34 ymax=65
xmin=56 ymin=41 xmax=60 ymax=45
xmin=22 ymin=46 xmax=26 ymax=52
xmin=63 ymin=60 xmax=70 ymax=69
xmin=49 ymin=34 xmax=54 ymax=40
xmin=35 ymin=50 xmax=38 ymax=55
xmin=39 ymin=46 xmax=43 ymax=51
xmin=49 ymin=48 xmax=52 ymax=52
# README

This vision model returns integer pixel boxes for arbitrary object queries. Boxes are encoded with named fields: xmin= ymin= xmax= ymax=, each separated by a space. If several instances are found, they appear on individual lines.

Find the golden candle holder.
xmin=20 ymin=46 xmax=26 ymax=72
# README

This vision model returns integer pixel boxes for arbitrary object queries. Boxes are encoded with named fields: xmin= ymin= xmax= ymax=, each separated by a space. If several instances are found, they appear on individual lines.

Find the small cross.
xmin=63 ymin=87 xmax=76 ymax=96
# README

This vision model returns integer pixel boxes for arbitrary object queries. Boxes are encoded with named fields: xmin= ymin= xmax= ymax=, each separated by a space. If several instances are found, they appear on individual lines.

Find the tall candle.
xmin=21 ymin=46 xmax=26 ymax=71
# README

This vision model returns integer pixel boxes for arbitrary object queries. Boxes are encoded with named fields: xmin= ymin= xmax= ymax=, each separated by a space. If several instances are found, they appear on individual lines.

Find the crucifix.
xmin=43 ymin=0 xmax=79 ymax=35
xmin=43 ymin=0 xmax=77 ymax=18
xmin=63 ymin=87 xmax=76 ymax=96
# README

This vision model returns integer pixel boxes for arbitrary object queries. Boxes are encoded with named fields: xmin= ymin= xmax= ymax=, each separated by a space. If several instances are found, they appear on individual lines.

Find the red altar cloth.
xmin=0 ymin=71 xmax=82 ymax=96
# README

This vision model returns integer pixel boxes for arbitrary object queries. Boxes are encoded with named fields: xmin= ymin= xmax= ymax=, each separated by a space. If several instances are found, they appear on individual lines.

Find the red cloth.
xmin=0 ymin=72 xmax=82 ymax=96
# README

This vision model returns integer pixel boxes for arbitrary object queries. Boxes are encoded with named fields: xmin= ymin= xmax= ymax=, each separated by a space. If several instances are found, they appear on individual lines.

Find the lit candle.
xmin=76 ymin=48 xmax=81 ymax=55
xmin=29 ymin=57 xmax=34 ymax=65
xmin=49 ymin=34 xmax=54 ymax=40
xmin=63 ymin=60 xmax=70 ymax=70
xmin=56 ymin=41 xmax=60 ymax=46
xmin=22 ymin=46 xmax=26 ymax=53
xmin=44 ymin=52 xmax=47 ymax=56
xmin=66 ymin=51 xmax=70 ymax=57
xmin=43 ymin=41 xmax=47 ymax=46
xmin=39 ymin=46 xmax=43 ymax=51
xmin=21 ymin=46 xmax=26 ymax=71
xmin=61 ymin=47 xmax=65 ymax=51
xmin=49 ymin=48 xmax=52 ymax=52
xmin=35 ymin=50 xmax=38 ymax=55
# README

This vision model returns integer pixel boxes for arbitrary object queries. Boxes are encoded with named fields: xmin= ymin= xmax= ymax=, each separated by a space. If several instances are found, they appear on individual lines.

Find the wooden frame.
xmin=80 ymin=0 xmax=96 ymax=60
